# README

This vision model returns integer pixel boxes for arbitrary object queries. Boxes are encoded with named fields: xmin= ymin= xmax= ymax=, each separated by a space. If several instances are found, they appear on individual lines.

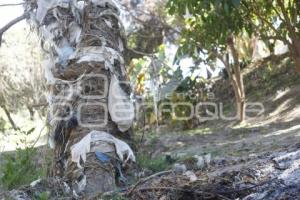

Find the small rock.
xmin=174 ymin=163 xmax=187 ymax=173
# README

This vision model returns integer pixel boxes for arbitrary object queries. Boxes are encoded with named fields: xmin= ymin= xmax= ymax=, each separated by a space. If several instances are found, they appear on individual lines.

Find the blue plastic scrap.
xmin=95 ymin=151 xmax=110 ymax=163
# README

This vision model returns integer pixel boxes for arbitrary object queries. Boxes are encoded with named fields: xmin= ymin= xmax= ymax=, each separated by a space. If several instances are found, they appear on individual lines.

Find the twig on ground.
xmin=137 ymin=186 xmax=231 ymax=200
xmin=127 ymin=170 xmax=173 ymax=196
xmin=220 ymin=177 xmax=277 ymax=194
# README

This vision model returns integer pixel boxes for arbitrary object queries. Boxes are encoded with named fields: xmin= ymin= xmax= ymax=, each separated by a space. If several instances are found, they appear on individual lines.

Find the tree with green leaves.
xmin=167 ymin=0 xmax=300 ymax=122
xmin=167 ymin=0 xmax=251 ymax=122
xmin=239 ymin=0 xmax=300 ymax=75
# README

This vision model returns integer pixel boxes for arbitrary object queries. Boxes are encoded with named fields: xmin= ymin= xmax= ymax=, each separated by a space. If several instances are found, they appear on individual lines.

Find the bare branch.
xmin=0 ymin=3 xmax=24 ymax=7
xmin=0 ymin=12 xmax=29 ymax=46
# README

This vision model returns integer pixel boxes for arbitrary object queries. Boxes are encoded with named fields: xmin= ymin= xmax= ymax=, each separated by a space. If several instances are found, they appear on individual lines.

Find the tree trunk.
xmin=25 ymin=0 xmax=134 ymax=198
xmin=27 ymin=105 xmax=35 ymax=121
xmin=292 ymin=55 xmax=300 ymax=75
xmin=234 ymin=70 xmax=245 ymax=122
xmin=226 ymin=36 xmax=246 ymax=122
xmin=289 ymin=38 xmax=300 ymax=75
xmin=236 ymin=97 xmax=245 ymax=122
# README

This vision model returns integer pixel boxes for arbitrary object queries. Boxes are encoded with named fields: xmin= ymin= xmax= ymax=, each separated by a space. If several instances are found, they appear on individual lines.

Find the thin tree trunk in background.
xmin=1 ymin=105 xmax=18 ymax=130
xmin=236 ymin=97 xmax=245 ymax=122
xmin=289 ymin=39 xmax=300 ymax=75
xmin=292 ymin=55 xmax=300 ymax=75
xmin=227 ymin=36 xmax=246 ymax=122
xmin=27 ymin=105 xmax=35 ymax=121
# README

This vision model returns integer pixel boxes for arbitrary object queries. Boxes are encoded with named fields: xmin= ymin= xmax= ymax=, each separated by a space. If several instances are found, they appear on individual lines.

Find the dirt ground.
xmin=142 ymin=83 xmax=300 ymax=161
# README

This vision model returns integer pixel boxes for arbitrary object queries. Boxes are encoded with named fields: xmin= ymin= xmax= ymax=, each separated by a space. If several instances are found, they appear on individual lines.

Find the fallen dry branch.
xmin=136 ymin=187 xmax=230 ymax=200
xmin=127 ymin=170 xmax=173 ymax=195
xmin=0 ymin=3 xmax=24 ymax=7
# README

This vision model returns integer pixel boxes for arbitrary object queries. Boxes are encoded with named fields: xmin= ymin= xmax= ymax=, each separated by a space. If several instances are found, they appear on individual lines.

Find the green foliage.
xmin=136 ymin=154 xmax=169 ymax=173
xmin=167 ymin=0 xmax=300 ymax=60
xmin=156 ymin=76 xmax=210 ymax=129
xmin=167 ymin=0 xmax=251 ymax=61
xmin=0 ymin=128 xmax=45 ymax=190
xmin=240 ymin=0 xmax=300 ymax=48
xmin=246 ymin=58 xmax=300 ymax=97
xmin=0 ymin=147 xmax=42 ymax=189
xmin=35 ymin=192 xmax=50 ymax=200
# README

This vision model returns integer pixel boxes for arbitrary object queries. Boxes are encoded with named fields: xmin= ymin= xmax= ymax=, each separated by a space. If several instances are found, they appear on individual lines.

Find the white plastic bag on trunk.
xmin=71 ymin=131 xmax=135 ymax=168
xmin=108 ymin=75 xmax=134 ymax=132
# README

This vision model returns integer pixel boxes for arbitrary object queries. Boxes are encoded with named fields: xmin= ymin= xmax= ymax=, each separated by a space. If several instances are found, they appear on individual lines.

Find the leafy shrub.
xmin=0 ymin=147 xmax=42 ymax=189
xmin=35 ymin=192 xmax=50 ymax=200
xmin=137 ymin=154 xmax=169 ymax=172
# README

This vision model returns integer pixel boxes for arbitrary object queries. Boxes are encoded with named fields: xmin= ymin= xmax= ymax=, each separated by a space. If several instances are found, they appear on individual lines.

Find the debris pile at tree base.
xmin=2 ymin=144 xmax=299 ymax=200
xmin=125 ymin=144 xmax=300 ymax=200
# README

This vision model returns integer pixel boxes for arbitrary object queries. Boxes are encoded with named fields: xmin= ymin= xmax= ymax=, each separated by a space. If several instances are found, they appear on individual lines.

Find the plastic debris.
xmin=95 ymin=151 xmax=110 ymax=163
xmin=44 ymin=60 xmax=56 ymax=84
xmin=76 ymin=175 xmax=86 ymax=194
xmin=36 ymin=0 xmax=56 ymax=23
xmin=194 ymin=155 xmax=205 ymax=168
xmin=108 ymin=75 xmax=134 ymax=132
xmin=204 ymin=153 xmax=211 ymax=166
xmin=33 ymin=0 xmax=133 ymax=135
xmin=115 ymin=162 xmax=127 ymax=183
xmin=30 ymin=179 xmax=42 ymax=187
xmin=57 ymin=45 xmax=74 ymax=66
xmin=71 ymin=131 xmax=135 ymax=168
xmin=24 ymin=0 xmax=132 ymax=197
xmin=91 ymin=131 xmax=135 ymax=162
xmin=184 ymin=171 xmax=197 ymax=182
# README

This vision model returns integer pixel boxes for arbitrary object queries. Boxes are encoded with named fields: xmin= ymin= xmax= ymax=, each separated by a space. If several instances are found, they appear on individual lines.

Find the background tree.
xmin=239 ymin=0 xmax=300 ymax=75
xmin=0 ymin=24 xmax=46 ymax=129
xmin=167 ymin=0 xmax=254 ymax=121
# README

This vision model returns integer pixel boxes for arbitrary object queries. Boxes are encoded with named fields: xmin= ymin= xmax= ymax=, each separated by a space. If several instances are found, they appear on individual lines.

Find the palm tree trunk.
xmin=25 ymin=0 xmax=134 ymax=198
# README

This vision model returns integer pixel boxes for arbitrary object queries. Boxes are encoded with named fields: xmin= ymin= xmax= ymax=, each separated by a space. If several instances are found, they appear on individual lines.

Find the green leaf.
xmin=26 ymin=127 xmax=35 ymax=135
xmin=232 ymin=0 xmax=240 ymax=7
